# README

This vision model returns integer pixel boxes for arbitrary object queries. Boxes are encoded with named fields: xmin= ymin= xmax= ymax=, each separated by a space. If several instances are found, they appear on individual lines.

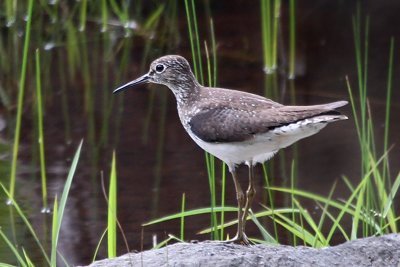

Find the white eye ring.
xmin=155 ymin=64 xmax=165 ymax=73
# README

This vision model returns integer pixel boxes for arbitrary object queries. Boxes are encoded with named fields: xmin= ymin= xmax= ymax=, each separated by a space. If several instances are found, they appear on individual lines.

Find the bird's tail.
xmin=318 ymin=100 xmax=348 ymax=110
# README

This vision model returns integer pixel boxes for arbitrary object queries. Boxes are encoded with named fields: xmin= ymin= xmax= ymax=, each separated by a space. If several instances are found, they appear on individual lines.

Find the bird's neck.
xmin=169 ymin=78 xmax=202 ymax=106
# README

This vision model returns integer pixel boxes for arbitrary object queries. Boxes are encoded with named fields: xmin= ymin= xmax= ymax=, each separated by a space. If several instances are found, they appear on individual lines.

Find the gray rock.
xmin=82 ymin=234 xmax=400 ymax=267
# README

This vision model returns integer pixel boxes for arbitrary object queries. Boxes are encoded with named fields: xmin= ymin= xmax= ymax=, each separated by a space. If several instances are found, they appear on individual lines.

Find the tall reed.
xmin=35 ymin=49 xmax=49 ymax=210
xmin=288 ymin=0 xmax=296 ymax=79
xmin=184 ymin=0 xmax=223 ymax=240
xmin=9 ymin=0 xmax=34 ymax=201
xmin=261 ymin=0 xmax=280 ymax=73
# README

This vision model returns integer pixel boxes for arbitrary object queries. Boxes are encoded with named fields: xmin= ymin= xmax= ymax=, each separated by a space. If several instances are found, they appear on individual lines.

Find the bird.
xmin=113 ymin=55 xmax=348 ymax=245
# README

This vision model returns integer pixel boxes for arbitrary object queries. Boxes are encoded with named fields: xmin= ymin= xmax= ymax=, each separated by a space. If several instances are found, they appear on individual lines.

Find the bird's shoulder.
xmin=196 ymin=87 xmax=283 ymax=110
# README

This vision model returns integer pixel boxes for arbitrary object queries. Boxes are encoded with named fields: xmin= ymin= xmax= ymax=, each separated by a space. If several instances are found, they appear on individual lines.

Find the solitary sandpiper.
xmin=114 ymin=55 xmax=347 ymax=245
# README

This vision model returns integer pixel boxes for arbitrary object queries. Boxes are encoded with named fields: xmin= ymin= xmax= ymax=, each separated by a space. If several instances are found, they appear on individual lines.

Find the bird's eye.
xmin=155 ymin=64 xmax=165 ymax=73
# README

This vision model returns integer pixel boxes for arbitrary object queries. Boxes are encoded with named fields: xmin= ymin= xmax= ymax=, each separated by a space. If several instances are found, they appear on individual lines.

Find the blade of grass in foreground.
xmin=9 ymin=0 xmax=34 ymax=200
xmin=0 ymin=228 xmax=28 ymax=267
xmin=382 ymin=172 xmax=400 ymax=220
xmin=22 ymin=249 xmax=34 ymax=267
xmin=108 ymin=152 xmax=117 ymax=258
xmin=143 ymin=207 xmax=237 ymax=226
xmin=382 ymin=37 xmax=394 ymax=184
xmin=51 ymin=140 xmax=83 ymax=266
xmin=51 ymin=195 xmax=58 ymax=267
xmin=293 ymin=198 xmax=327 ymax=246
xmin=0 ymin=183 xmax=51 ymax=265
xmin=250 ymin=212 xmax=277 ymax=244
xmin=180 ymin=193 xmax=186 ymax=241
xmin=262 ymin=205 xmax=324 ymax=248
xmin=92 ymin=228 xmax=108 ymax=262
xmin=199 ymin=208 xmax=298 ymax=234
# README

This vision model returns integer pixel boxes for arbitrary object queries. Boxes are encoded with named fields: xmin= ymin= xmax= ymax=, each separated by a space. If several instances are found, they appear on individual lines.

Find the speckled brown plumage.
xmin=187 ymin=87 xmax=345 ymax=143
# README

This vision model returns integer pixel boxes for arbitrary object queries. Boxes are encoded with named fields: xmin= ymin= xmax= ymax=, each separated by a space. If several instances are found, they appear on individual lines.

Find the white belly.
xmin=185 ymin=117 xmax=332 ymax=170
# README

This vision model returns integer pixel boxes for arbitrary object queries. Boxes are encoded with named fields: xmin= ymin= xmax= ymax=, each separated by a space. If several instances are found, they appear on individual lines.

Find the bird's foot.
xmin=223 ymin=233 xmax=251 ymax=245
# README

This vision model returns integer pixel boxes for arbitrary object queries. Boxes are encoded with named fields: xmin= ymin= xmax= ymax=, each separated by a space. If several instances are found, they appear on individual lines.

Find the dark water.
xmin=1 ymin=1 xmax=400 ymax=266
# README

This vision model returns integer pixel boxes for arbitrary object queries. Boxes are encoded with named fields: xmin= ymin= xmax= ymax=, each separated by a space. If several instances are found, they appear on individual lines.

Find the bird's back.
xmin=184 ymin=86 xmax=347 ymax=144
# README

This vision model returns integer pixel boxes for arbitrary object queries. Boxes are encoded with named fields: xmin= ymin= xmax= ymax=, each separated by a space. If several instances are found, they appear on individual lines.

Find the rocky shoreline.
xmin=82 ymin=234 xmax=400 ymax=267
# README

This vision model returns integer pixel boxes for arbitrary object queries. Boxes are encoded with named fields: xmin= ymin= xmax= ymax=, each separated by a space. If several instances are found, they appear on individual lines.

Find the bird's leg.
xmin=230 ymin=169 xmax=247 ymax=243
xmin=242 ymin=162 xmax=256 ymax=236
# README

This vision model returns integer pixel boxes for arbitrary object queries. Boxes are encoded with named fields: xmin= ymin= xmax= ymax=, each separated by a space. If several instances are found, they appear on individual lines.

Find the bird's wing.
xmin=188 ymin=103 xmax=345 ymax=143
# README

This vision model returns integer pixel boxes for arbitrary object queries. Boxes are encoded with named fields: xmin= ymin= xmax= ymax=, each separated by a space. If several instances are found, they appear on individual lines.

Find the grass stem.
xmin=288 ymin=0 xmax=296 ymax=79
xmin=108 ymin=152 xmax=118 ymax=258
xmin=35 ymin=49 xmax=48 ymax=210
xmin=9 ymin=0 xmax=34 ymax=200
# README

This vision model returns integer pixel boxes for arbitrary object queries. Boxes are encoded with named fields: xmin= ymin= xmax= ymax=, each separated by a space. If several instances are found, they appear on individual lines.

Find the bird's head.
xmin=113 ymin=55 xmax=199 ymax=96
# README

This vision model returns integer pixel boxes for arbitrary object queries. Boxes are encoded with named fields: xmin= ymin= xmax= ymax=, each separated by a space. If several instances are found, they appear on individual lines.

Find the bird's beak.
xmin=113 ymin=73 xmax=150 ymax=94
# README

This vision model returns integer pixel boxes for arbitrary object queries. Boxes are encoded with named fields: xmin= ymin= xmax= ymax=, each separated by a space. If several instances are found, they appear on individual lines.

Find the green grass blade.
xmin=290 ymin=160 xmax=297 ymax=245
xmin=249 ymin=212 xmax=277 ymax=244
xmin=0 ymin=184 xmax=50 ymax=265
xmin=190 ymin=0 xmax=203 ymax=83
xmin=382 ymin=37 xmax=394 ymax=180
xmin=220 ymin=162 xmax=226 ymax=239
xmin=351 ymin=176 xmax=366 ymax=240
xmin=382 ymin=172 xmax=400 ymax=219
xmin=268 ymin=187 xmax=352 ymax=214
xmin=35 ymin=49 xmax=48 ymax=209
xmin=0 ymin=263 xmax=18 ymax=267
xmin=108 ymin=151 xmax=117 ymax=258
xmin=261 ymin=0 xmax=271 ymax=70
xmin=180 ymin=193 xmax=186 ymax=241
xmin=143 ymin=5 xmax=165 ymax=31
xmin=204 ymin=44 xmax=219 ymax=240
xmin=288 ymin=0 xmax=296 ymax=78
xmin=143 ymin=206 xmax=237 ymax=226
xmin=368 ymin=151 xmax=398 ymax=233
xmin=56 ymin=251 xmax=70 ymax=267
xmin=293 ymin=198 xmax=327 ymax=245
xmin=0 ymin=228 xmax=27 ymax=267
xmin=342 ymin=175 xmax=355 ymax=192
xmin=315 ymin=202 xmax=350 ymax=241
xmin=184 ymin=0 xmax=198 ymax=78
xmin=380 ymin=217 xmax=400 ymax=233
xmin=92 ymin=228 xmax=108 ymax=262
xmin=79 ymin=0 xmax=87 ymax=31
xmin=345 ymin=77 xmax=362 ymax=145
xmin=101 ymin=0 xmax=108 ymax=32
xmin=108 ymin=0 xmax=127 ymax=26
xmin=265 ymin=208 xmax=324 ymax=247
xmin=262 ymin=164 xmax=279 ymax=242
xmin=272 ymin=0 xmax=280 ymax=69
xmin=9 ymin=0 xmax=34 ymax=199
xmin=210 ymin=18 xmax=217 ymax=87
xmin=51 ymin=140 xmax=83 ymax=265
xmin=326 ymin=169 xmax=377 ymax=242
xmin=5 ymin=0 xmax=16 ymax=25
xmin=200 ymin=208 xmax=299 ymax=234
xmin=314 ymin=182 xmax=337 ymax=246
xmin=51 ymin=196 xmax=58 ymax=267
